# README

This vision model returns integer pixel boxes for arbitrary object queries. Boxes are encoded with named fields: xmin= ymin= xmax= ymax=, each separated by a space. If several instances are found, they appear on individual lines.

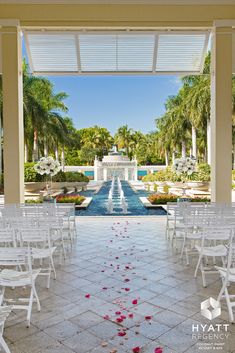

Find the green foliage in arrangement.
xmin=56 ymin=194 xmax=85 ymax=205
xmin=24 ymin=164 xmax=89 ymax=183
xmin=190 ymin=164 xmax=211 ymax=182
xmin=148 ymin=194 xmax=210 ymax=205
xmin=25 ymin=199 xmax=43 ymax=204
xmin=232 ymin=170 xmax=235 ymax=181
xmin=142 ymin=164 xmax=211 ymax=183
xmin=142 ymin=167 xmax=180 ymax=182
xmin=24 ymin=163 xmax=45 ymax=182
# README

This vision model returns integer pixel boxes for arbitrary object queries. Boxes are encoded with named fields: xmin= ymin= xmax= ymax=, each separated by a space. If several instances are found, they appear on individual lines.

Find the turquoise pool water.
xmin=76 ymin=180 xmax=166 ymax=216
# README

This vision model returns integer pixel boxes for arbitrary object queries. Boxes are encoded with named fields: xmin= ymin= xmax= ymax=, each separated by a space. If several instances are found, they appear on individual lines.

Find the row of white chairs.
xmin=166 ymin=202 xmax=235 ymax=322
xmin=0 ymin=203 xmax=77 ymax=353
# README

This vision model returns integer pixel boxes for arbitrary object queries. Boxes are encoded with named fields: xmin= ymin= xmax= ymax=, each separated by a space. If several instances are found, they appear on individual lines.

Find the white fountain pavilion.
xmin=94 ymin=147 xmax=138 ymax=181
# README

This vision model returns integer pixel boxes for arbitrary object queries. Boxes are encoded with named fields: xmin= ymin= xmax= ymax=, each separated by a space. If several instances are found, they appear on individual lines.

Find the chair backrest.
xmin=0 ymin=228 xmax=16 ymax=247
xmin=19 ymin=228 xmax=50 ymax=247
xmin=202 ymin=227 xmax=234 ymax=242
xmin=0 ymin=247 xmax=33 ymax=269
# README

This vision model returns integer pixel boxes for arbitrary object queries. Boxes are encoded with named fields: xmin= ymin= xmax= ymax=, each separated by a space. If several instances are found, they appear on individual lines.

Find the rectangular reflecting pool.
xmin=76 ymin=181 xmax=167 ymax=216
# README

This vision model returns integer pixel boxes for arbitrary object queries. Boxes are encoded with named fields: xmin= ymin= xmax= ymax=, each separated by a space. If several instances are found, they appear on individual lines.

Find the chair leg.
xmin=201 ymin=262 xmax=207 ymax=288
xmin=0 ymin=288 xmax=5 ymax=306
xmin=224 ymin=287 xmax=234 ymax=323
xmin=217 ymin=280 xmax=227 ymax=302
xmin=194 ymin=255 xmax=202 ymax=278
xmin=47 ymin=265 xmax=51 ymax=289
xmin=27 ymin=288 xmax=34 ymax=327
xmin=50 ymin=256 xmax=57 ymax=280
xmin=185 ymin=247 xmax=189 ymax=266
xmin=165 ymin=221 xmax=169 ymax=239
xmin=0 ymin=336 xmax=11 ymax=353
xmin=180 ymin=236 xmax=186 ymax=259
xmin=32 ymin=283 xmax=41 ymax=312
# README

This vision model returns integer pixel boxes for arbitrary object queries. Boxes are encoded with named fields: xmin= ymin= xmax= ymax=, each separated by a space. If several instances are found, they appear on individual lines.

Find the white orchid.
xmin=173 ymin=157 xmax=196 ymax=177
xmin=34 ymin=156 xmax=61 ymax=177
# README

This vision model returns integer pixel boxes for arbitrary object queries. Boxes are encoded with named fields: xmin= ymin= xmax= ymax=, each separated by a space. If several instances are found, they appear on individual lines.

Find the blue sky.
xmin=23 ymin=39 xmax=181 ymax=134
xmin=46 ymin=75 xmax=182 ymax=134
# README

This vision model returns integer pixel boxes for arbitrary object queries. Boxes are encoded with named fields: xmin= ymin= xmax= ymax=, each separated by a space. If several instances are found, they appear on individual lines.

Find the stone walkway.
xmin=4 ymin=217 xmax=235 ymax=353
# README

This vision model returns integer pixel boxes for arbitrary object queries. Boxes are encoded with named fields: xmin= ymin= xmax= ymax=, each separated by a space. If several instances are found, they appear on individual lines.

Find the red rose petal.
xmin=85 ymin=294 xmax=90 ymax=298
xmin=154 ymin=348 xmax=163 ymax=353
xmin=128 ymin=313 xmax=134 ymax=318
xmin=116 ymin=318 xmax=123 ymax=323
xmin=132 ymin=347 xmax=141 ymax=353
xmin=145 ymin=316 xmax=152 ymax=320
xmin=124 ymin=288 xmax=130 ymax=292
xmin=120 ymin=315 xmax=126 ymax=319
xmin=103 ymin=315 xmax=110 ymax=320
xmin=115 ymin=311 xmax=121 ymax=315
xmin=132 ymin=299 xmax=138 ymax=305
xmin=118 ymin=331 xmax=126 ymax=336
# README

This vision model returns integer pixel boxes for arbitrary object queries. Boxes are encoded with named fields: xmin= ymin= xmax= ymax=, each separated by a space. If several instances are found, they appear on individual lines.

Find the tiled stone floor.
xmin=4 ymin=217 xmax=235 ymax=353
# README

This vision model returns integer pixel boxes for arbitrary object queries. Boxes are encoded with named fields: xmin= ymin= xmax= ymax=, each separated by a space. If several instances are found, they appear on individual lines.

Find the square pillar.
xmin=210 ymin=27 xmax=232 ymax=203
xmin=125 ymin=167 xmax=129 ymax=181
xmin=2 ymin=27 xmax=24 ymax=203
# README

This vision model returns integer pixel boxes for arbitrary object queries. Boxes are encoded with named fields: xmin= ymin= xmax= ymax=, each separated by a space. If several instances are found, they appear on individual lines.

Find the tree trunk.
xmin=44 ymin=140 xmax=48 ymax=157
xmin=61 ymin=146 xmax=65 ymax=171
xmin=172 ymin=151 xmax=175 ymax=163
xmin=32 ymin=129 xmax=38 ymax=162
xmin=192 ymin=125 xmax=197 ymax=160
xmin=165 ymin=150 xmax=169 ymax=166
xmin=181 ymin=140 xmax=186 ymax=158
xmin=233 ymin=143 xmax=235 ymax=170
xmin=207 ymin=119 xmax=211 ymax=165
xmin=55 ymin=146 xmax=59 ymax=161
xmin=24 ymin=144 xmax=28 ymax=163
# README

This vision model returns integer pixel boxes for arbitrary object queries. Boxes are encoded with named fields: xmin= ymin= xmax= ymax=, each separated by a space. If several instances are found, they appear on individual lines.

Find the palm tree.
xmin=182 ymin=53 xmax=211 ymax=162
xmin=23 ymin=61 xmax=68 ymax=162
xmin=114 ymin=125 xmax=133 ymax=156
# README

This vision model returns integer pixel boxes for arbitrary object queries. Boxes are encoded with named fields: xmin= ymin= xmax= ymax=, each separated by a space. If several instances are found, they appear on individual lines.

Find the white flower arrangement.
xmin=173 ymin=157 xmax=196 ymax=176
xmin=34 ymin=156 xmax=60 ymax=177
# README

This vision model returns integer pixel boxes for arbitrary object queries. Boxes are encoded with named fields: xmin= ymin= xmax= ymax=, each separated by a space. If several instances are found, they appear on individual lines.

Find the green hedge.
xmin=148 ymin=194 xmax=210 ymax=205
xmin=56 ymin=194 xmax=85 ymax=205
xmin=142 ymin=164 xmax=211 ymax=183
xmin=24 ymin=163 xmax=89 ymax=183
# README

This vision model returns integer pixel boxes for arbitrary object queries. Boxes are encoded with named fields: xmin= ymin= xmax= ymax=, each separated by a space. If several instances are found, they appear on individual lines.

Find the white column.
xmin=211 ymin=27 xmax=232 ymax=202
xmin=94 ymin=157 xmax=98 ymax=181
xmin=181 ymin=141 xmax=186 ymax=158
xmin=207 ymin=119 xmax=211 ymax=165
xmin=134 ymin=158 xmax=138 ymax=181
xmin=2 ymin=26 xmax=24 ymax=203
xmin=125 ymin=167 xmax=129 ymax=181
xmin=103 ymin=168 xmax=108 ymax=181
xmin=192 ymin=126 xmax=197 ymax=160
xmin=61 ymin=147 xmax=65 ymax=171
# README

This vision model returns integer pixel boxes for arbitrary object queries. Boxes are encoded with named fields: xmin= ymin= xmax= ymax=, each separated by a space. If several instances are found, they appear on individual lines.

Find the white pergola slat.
xmin=24 ymin=30 xmax=210 ymax=75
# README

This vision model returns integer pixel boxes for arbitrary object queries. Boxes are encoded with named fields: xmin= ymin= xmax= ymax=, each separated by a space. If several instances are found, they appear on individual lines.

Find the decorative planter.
xmin=25 ymin=181 xmax=88 ymax=193
xmin=186 ymin=181 xmax=210 ymax=191
xmin=156 ymin=182 xmax=166 ymax=187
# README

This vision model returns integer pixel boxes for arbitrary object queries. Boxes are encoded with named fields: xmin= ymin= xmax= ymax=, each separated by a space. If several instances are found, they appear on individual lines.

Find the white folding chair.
xmin=0 ymin=306 xmax=12 ymax=353
xmin=19 ymin=228 xmax=57 ymax=289
xmin=0 ymin=247 xmax=41 ymax=327
xmin=194 ymin=227 xmax=233 ymax=287
xmin=216 ymin=243 xmax=235 ymax=322
xmin=0 ymin=229 xmax=16 ymax=248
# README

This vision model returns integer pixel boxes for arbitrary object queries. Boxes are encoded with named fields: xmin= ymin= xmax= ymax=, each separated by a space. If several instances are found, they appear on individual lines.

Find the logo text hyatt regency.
xmin=192 ymin=324 xmax=230 ymax=341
